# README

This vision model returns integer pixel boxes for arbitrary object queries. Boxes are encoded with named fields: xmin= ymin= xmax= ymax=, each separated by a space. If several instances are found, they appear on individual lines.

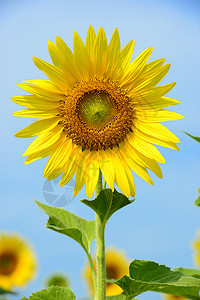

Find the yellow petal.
xmin=23 ymin=126 xmax=63 ymax=156
xmin=47 ymin=40 xmax=76 ymax=87
xmin=33 ymin=56 xmax=71 ymax=90
xmin=13 ymin=108 xmax=58 ymax=118
xmin=142 ymin=58 xmax=166 ymax=74
xmin=121 ymin=47 xmax=153 ymax=88
xmin=132 ymin=63 xmax=171 ymax=92
xmin=122 ymin=161 xmax=135 ymax=198
xmin=128 ymin=82 xmax=176 ymax=100
xmin=73 ymin=150 xmax=90 ymax=197
xmin=12 ymin=95 xmax=59 ymax=110
xmin=135 ymin=109 xmax=184 ymax=122
xmin=24 ymin=146 xmax=53 ymax=164
xmin=93 ymin=27 xmax=108 ymax=77
xmin=111 ymin=149 xmax=135 ymax=198
xmin=15 ymin=117 xmax=60 ymax=138
xmin=21 ymin=79 xmax=60 ymax=93
xmin=134 ymin=121 xmax=180 ymax=143
xmin=128 ymin=145 xmax=163 ymax=179
xmin=44 ymin=138 xmax=72 ymax=178
xmin=111 ymin=40 xmax=135 ymax=80
xmin=84 ymin=151 xmax=100 ymax=199
xmin=105 ymin=28 xmax=120 ymax=76
xmin=17 ymin=83 xmax=62 ymax=99
xmin=127 ymin=133 xmax=165 ymax=163
xmin=132 ymin=96 xmax=180 ymax=110
xmin=47 ymin=167 xmax=63 ymax=181
xmin=47 ymin=40 xmax=64 ymax=70
xmin=126 ymin=58 xmax=166 ymax=91
xmin=85 ymin=25 xmax=96 ymax=58
xmin=73 ymin=31 xmax=91 ymax=77
xmin=60 ymin=145 xmax=82 ymax=187
xmin=120 ymin=149 xmax=153 ymax=185
xmin=56 ymin=36 xmax=82 ymax=82
xmin=99 ymin=149 xmax=115 ymax=191
xmin=134 ymin=128 xmax=179 ymax=151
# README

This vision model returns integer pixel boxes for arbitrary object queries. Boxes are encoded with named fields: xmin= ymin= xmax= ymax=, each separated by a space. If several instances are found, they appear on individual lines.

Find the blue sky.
xmin=0 ymin=0 xmax=200 ymax=299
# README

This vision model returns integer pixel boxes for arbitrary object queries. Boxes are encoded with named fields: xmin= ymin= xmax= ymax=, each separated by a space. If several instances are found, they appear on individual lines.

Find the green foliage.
xmin=113 ymin=260 xmax=200 ymax=299
xmin=107 ymin=295 xmax=127 ymax=299
xmin=194 ymin=188 xmax=200 ymax=207
xmin=20 ymin=286 xmax=75 ymax=300
xmin=35 ymin=201 xmax=95 ymax=254
xmin=183 ymin=131 xmax=200 ymax=143
xmin=45 ymin=272 xmax=70 ymax=288
xmin=81 ymin=189 xmax=134 ymax=226
xmin=174 ymin=267 xmax=200 ymax=279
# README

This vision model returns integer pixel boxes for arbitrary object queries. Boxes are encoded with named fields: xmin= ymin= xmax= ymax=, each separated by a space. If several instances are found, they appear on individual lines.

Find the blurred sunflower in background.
xmin=192 ymin=230 xmax=200 ymax=267
xmin=83 ymin=247 xmax=129 ymax=296
xmin=13 ymin=25 xmax=183 ymax=199
xmin=0 ymin=232 xmax=37 ymax=291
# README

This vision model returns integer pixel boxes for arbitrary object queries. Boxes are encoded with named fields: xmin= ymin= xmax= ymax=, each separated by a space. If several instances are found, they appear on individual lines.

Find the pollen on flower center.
xmin=59 ymin=77 xmax=134 ymax=151
xmin=77 ymin=90 xmax=116 ymax=128
xmin=0 ymin=253 xmax=18 ymax=275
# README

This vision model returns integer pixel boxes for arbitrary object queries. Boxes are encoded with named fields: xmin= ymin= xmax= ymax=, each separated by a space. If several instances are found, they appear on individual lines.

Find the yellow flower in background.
xmin=0 ymin=232 xmax=37 ymax=290
xmin=13 ymin=26 xmax=183 ymax=198
xmin=83 ymin=247 xmax=129 ymax=296
xmin=163 ymin=294 xmax=187 ymax=300
xmin=192 ymin=230 xmax=200 ymax=267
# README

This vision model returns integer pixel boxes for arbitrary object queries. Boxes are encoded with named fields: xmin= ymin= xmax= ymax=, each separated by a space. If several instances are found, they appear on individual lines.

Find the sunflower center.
xmin=106 ymin=265 xmax=119 ymax=287
xmin=59 ymin=77 xmax=134 ymax=151
xmin=77 ymin=90 xmax=116 ymax=128
xmin=0 ymin=253 xmax=18 ymax=275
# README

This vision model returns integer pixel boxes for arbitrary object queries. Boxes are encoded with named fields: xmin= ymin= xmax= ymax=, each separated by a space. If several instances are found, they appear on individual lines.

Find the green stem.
xmin=95 ymin=170 xmax=106 ymax=300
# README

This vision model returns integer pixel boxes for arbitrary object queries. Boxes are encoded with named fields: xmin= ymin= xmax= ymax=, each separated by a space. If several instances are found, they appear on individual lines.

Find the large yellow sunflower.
xmin=83 ymin=247 xmax=129 ymax=296
xmin=0 ymin=232 xmax=37 ymax=290
xmin=12 ymin=26 xmax=183 ymax=198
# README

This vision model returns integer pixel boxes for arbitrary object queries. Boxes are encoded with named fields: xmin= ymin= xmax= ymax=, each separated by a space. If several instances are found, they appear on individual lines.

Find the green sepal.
xmin=35 ymin=200 xmax=95 ymax=254
xmin=183 ymin=131 xmax=200 ymax=143
xmin=81 ymin=189 xmax=134 ymax=226
xmin=113 ymin=260 xmax=200 ymax=299
xmin=20 ymin=286 xmax=75 ymax=300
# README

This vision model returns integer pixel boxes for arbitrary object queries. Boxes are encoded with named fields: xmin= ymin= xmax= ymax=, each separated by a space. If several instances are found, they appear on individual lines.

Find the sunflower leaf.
xmin=20 ymin=286 xmax=76 ymax=300
xmin=174 ymin=267 xmax=200 ymax=279
xmin=81 ymin=189 xmax=134 ymax=225
xmin=113 ymin=260 xmax=200 ymax=299
xmin=183 ymin=131 xmax=200 ymax=143
xmin=35 ymin=200 xmax=95 ymax=253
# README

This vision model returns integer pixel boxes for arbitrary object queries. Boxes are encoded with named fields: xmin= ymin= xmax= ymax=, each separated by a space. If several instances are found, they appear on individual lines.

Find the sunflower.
xmin=192 ymin=230 xmax=200 ymax=267
xmin=0 ymin=232 xmax=37 ymax=290
xmin=162 ymin=294 xmax=187 ymax=300
xmin=83 ymin=247 xmax=129 ymax=296
xmin=12 ymin=26 xmax=183 ymax=198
